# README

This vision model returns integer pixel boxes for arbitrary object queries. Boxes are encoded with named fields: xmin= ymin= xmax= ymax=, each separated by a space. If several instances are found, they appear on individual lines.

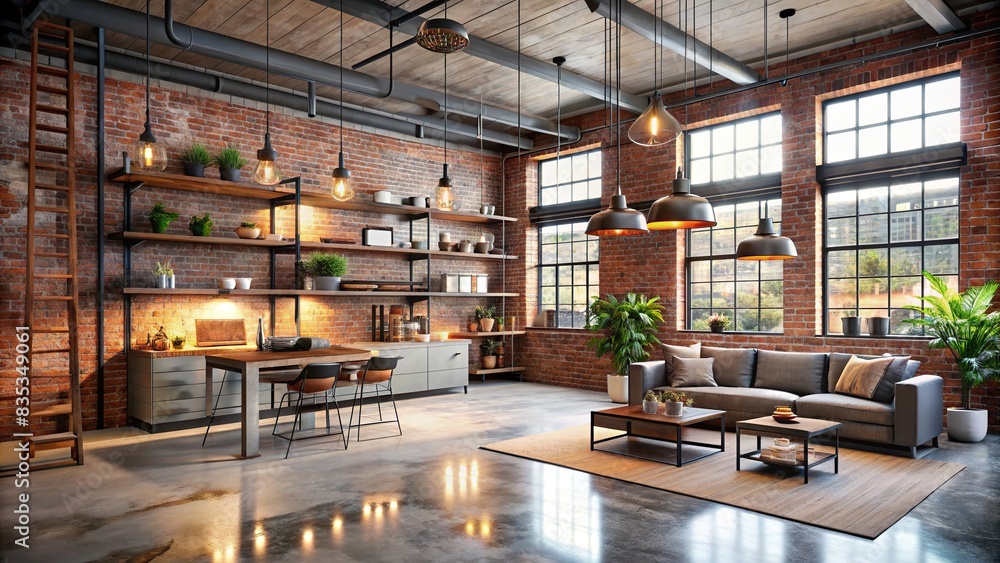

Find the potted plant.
xmin=475 ymin=304 xmax=496 ymax=332
xmin=586 ymin=293 xmax=664 ymax=404
xmin=149 ymin=203 xmax=179 ymax=234
xmin=903 ymin=270 xmax=1000 ymax=442
xmin=181 ymin=143 xmax=212 ymax=177
xmin=213 ymin=144 xmax=247 ymax=182
xmin=467 ymin=315 xmax=479 ymax=332
xmin=480 ymin=339 xmax=501 ymax=369
xmin=189 ymin=213 xmax=213 ymax=236
xmin=153 ymin=260 xmax=174 ymax=289
xmin=841 ymin=310 xmax=861 ymax=336
xmin=660 ymin=390 xmax=694 ymax=417
xmin=642 ymin=389 xmax=660 ymax=414
xmin=304 ymin=252 xmax=348 ymax=291
xmin=171 ymin=334 xmax=186 ymax=350
xmin=235 ymin=221 xmax=261 ymax=239
xmin=707 ymin=313 xmax=730 ymax=334
xmin=495 ymin=316 xmax=506 ymax=332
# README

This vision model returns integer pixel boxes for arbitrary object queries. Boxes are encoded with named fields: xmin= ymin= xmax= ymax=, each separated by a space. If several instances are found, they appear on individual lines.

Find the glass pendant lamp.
xmin=331 ymin=1 xmax=354 ymax=201
xmin=132 ymin=0 xmax=166 ymax=171
xmin=627 ymin=0 xmax=682 ymax=146
xmin=253 ymin=0 xmax=283 ymax=186
xmin=434 ymin=44 xmax=455 ymax=210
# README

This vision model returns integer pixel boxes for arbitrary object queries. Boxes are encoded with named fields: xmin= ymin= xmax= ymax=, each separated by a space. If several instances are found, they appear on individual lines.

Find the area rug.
xmin=481 ymin=426 xmax=964 ymax=539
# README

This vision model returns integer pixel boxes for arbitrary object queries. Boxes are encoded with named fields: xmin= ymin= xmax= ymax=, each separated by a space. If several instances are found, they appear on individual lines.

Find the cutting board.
xmin=195 ymin=319 xmax=247 ymax=347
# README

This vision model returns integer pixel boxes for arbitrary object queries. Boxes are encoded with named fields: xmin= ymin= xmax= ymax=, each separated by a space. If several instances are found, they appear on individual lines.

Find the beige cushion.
xmin=661 ymin=342 xmax=701 ymax=382
xmin=670 ymin=357 xmax=717 ymax=388
xmin=700 ymin=346 xmax=756 ymax=387
xmin=835 ymin=356 xmax=894 ymax=399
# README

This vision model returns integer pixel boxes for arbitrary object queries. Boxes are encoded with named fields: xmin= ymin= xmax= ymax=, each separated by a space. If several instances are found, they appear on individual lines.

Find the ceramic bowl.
xmin=264 ymin=233 xmax=282 ymax=241
xmin=235 ymin=278 xmax=252 ymax=290
xmin=412 ymin=240 xmax=428 ymax=250
xmin=439 ymin=241 xmax=457 ymax=251
xmin=458 ymin=242 xmax=474 ymax=253
xmin=414 ymin=333 xmax=431 ymax=342
xmin=373 ymin=190 xmax=393 ymax=203
xmin=474 ymin=241 xmax=490 ymax=253
xmin=219 ymin=278 xmax=236 ymax=290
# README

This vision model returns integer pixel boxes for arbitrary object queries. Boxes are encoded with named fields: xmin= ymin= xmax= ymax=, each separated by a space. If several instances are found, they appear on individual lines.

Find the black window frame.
xmin=537 ymin=219 xmax=600 ymax=329
xmin=685 ymin=111 xmax=783 ymax=193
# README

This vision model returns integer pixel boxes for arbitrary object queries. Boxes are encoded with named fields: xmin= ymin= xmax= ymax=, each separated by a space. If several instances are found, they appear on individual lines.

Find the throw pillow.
xmin=701 ymin=346 xmax=756 ymax=387
xmin=661 ymin=342 xmax=701 ymax=381
xmin=871 ymin=353 xmax=913 ymax=403
xmin=671 ymin=356 xmax=718 ymax=388
xmin=835 ymin=355 xmax=895 ymax=400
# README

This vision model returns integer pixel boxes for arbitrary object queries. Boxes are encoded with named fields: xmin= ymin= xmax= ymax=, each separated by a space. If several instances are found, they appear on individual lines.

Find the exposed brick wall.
xmin=512 ymin=11 xmax=1000 ymax=432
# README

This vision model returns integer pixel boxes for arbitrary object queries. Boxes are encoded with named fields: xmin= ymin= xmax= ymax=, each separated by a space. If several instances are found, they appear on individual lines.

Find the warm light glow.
xmin=254 ymin=534 xmax=266 ymax=551
xmin=302 ymin=529 xmax=314 ymax=544
xmin=143 ymin=144 xmax=154 ymax=162
xmin=481 ymin=521 xmax=491 ymax=537
xmin=331 ymin=176 xmax=354 ymax=201
xmin=389 ymin=500 xmax=398 ymax=511
xmin=465 ymin=521 xmax=475 ymax=536
xmin=363 ymin=504 xmax=372 ymax=517
xmin=435 ymin=185 xmax=454 ymax=210
xmin=438 ymin=331 xmax=449 ymax=341
xmin=131 ymin=139 xmax=166 ymax=171
xmin=253 ymin=159 xmax=282 ymax=186
xmin=650 ymin=115 xmax=658 ymax=136
xmin=332 ymin=517 xmax=343 ymax=530
xmin=646 ymin=219 xmax=717 ymax=230
xmin=374 ymin=504 xmax=384 ymax=517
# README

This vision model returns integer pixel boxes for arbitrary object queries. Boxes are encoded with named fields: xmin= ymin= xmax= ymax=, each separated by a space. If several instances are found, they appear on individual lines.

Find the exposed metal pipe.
xmin=585 ymin=0 xmax=761 ymax=86
xmin=69 ymin=43 xmax=532 ymax=149
xmin=122 ymin=0 xmax=568 ymax=139
xmin=307 ymin=81 xmax=317 ymax=117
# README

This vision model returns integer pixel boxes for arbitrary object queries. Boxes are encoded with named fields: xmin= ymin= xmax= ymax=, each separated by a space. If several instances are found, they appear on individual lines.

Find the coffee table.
xmin=736 ymin=416 xmax=842 ymax=484
xmin=591 ymin=405 xmax=726 ymax=467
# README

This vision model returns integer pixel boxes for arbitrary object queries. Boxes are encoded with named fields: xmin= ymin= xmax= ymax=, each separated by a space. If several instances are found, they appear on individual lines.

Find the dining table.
xmin=204 ymin=346 xmax=373 ymax=458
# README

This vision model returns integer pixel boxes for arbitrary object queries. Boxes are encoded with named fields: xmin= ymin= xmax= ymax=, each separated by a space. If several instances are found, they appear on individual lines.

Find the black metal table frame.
xmin=736 ymin=425 xmax=840 ymax=484
xmin=590 ymin=411 xmax=726 ymax=467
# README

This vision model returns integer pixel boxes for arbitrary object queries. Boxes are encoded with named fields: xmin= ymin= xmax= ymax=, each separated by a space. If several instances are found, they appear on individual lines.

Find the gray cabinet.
xmin=348 ymin=341 xmax=470 ymax=394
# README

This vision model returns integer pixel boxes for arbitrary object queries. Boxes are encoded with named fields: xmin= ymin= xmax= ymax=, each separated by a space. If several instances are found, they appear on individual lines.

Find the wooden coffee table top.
xmin=593 ymin=405 xmax=725 ymax=427
xmin=737 ymin=416 xmax=843 ymax=438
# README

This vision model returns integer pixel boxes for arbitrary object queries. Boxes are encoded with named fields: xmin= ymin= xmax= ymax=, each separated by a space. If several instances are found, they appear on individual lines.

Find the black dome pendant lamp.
xmin=736 ymin=218 xmax=797 ymax=260
xmin=586 ymin=0 xmax=648 ymax=237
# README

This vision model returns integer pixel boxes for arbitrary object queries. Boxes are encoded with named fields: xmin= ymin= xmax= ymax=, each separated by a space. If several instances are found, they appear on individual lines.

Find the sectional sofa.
xmin=628 ymin=343 xmax=944 ymax=457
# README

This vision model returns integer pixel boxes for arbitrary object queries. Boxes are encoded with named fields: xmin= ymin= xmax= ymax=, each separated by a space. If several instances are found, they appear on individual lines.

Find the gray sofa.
xmin=629 ymin=344 xmax=943 ymax=457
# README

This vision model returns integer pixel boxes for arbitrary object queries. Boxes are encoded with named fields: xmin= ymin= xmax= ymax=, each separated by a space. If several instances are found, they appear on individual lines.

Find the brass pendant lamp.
xmin=627 ymin=0 xmax=682 ymax=146
xmin=586 ymin=0 xmax=648 ymax=236
xmin=132 ymin=0 xmax=166 ymax=171
xmin=416 ymin=2 xmax=469 ymax=54
xmin=253 ymin=0 xmax=283 ymax=185
xmin=331 ymin=0 xmax=354 ymax=201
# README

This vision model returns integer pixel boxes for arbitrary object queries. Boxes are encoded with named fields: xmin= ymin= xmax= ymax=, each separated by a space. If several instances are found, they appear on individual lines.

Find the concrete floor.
xmin=1 ymin=381 xmax=998 ymax=562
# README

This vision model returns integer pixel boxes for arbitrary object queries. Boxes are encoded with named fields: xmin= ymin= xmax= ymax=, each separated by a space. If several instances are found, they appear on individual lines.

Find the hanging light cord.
xmin=615 ymin=0 xmax=622 ymax=196
xmin=265 ymin=0 xmax=270 ymax=134
xmin=443 ymin=51 xmax=448 ymax=166
xmin=555 ymin=58 xmax=561 ymax=197
xmin=144 ymin=0 xmax=150 ymax=123
xmin=339 ymin=0 xmax=344 ymax=150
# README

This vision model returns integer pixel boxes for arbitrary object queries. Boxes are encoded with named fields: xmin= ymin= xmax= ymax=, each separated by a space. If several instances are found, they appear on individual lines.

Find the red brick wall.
xmin=511 ymin=11 xmax=1000 ymax=432
xmin=0 ymin=56 xmax=507 ymax=435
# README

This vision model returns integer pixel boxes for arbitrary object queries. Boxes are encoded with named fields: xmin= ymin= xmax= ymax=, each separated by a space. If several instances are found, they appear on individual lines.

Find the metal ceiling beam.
xmin=585 ymin=0 xmax=761 ymax=86
xmin=55 ymin=0 xmax=571 ymax=141
xmin=904 ymin=0 xmax=965 ymax=33
xmin=316 ymin=0 xmax=648 ymax=113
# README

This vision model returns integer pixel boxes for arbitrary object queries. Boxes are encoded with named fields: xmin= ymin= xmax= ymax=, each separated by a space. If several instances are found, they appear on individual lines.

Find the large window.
xmin=688 ymin=198 xmax=785 ymax=332
xmin=825 ymin=175 xmax=959 ymax=335
xmin=824 ymin=74 xmax=960 ymax=164
xmin=539 ymin=222 xmax=600 ymax=329
xmin=688 ymin=113 xmax=782 ymax=185
xmin=538 ymin=149 xmax=602 ymax=206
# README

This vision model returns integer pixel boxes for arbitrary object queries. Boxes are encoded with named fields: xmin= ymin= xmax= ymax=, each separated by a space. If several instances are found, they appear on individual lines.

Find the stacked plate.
xmin=772 ymin=406 xmax=797 ymax=423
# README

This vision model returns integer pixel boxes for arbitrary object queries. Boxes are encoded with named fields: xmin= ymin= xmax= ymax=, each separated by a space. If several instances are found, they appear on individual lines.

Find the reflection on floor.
xmin=1 ymin=381 xmax=998 ymax=561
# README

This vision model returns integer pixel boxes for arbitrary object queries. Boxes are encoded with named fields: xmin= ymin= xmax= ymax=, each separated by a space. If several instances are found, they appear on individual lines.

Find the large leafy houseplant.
xmin=585 ymin=293 xmax=664 ymax=376
xmin=903 ymin=270 xmax=1000 ymax=410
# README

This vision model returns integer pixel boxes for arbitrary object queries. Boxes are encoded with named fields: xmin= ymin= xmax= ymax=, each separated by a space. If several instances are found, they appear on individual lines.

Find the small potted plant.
xmin=480 ymin=339 xmax=501 ymax=369
xmin=181 ymin=143 xmax=213 ymax=177
xmin=707 ymin=313 xmax=730 ymax=334
xmin=467 ymin=315 xmax=479 ymax=332
xmin=148 ymin=203 xmax=179 ymax=234
xmin=235 ymin=221 xmax=261 ymax=239
xmin=495 ymin=316 xmax=506 ymax=332
xmin=642 ymin=389 xmax=660 ymax=414
xmin=475 ymin=304 xmax=496 ymax=332
xmin=660 ymin=390 xmax=694 ymax=416
xmin=304 ymin=252 xmax=348 ymax=291
xmin=189 ymin=213 xmax=214 ymax=236
xmin=213 ymin=144 xmax=247 ymax=182
xmin=153 ymin=260 xmax=174 ymax=289
xmin=171 ymin=334 xmax=186 ymax=350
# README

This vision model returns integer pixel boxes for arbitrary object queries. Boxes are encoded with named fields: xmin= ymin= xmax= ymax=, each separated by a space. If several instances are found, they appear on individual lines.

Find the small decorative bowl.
xmin=219 ymin=278 xmax=236 ymax=290
xmin=235 ymin=278 xmax=252 ymax=290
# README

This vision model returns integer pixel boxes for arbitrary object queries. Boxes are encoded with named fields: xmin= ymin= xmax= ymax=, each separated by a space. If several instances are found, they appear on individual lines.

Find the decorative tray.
xmin=340 ymin=283 xmax=378 ymax=291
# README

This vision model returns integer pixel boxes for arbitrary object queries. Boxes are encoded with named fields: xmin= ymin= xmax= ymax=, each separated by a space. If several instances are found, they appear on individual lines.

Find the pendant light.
xmin=627 ymin=0 xmax=682 ymax=146
xmin=331 ymin=0 xmax=354 ymax=201
xmin=253 ymin=0 xmax=282 ymax=186
xmin=132 ymin=0 xmax=166 ymax=171
xmin=416 ymin=2 xmax=469 ymax=54
xmin=646 ymin=0 xmax=716 ymax=230
xmin=586 ymin=0 xmax=648 ymax=237
xmin=736 ymin=218 xmax=797 ymax=260
xmin=434 ymin=49 xmax=454 ymax=210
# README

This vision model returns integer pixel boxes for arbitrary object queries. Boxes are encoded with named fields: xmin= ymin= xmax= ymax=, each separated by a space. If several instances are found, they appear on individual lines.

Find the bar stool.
xmin=347 ymin=356 xmax=403 ymax=446
xmin=271 ymin=363 xmax=347 ymax=458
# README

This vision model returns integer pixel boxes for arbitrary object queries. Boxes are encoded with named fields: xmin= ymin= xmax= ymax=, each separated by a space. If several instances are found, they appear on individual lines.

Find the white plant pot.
xmin=313 ymin=276 xmax=341 ymax=291
xmin=947 ymin=407 xmax=988 ymax=443
xmin=642 ymin=399 xmax=659 ymax=414
xmin=607 ymin=374 xmax=628 ymax=404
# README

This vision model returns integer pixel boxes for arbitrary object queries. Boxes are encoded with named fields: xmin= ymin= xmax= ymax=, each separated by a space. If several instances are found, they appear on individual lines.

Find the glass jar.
xmin=400 ymin=321 xmax=419 ymax=341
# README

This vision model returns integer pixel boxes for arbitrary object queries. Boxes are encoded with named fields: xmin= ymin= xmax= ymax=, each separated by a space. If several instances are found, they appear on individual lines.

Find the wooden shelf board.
xmin=123 ymin=288 xmax=519 ymax=298
xmin=450 ymin=331 xmax=526 ymax=337
xmin=109 ymin=231 xmax=294 ymax=247
xmin=108 ymin=169 xmax=294 ymax=201
xmin=470 ymin=366 xmax=526 ymax=375
xmin=298 ymin=192 xmax=516 ymax=223
xmin=295 ymin=241 xmax=518 ymax=261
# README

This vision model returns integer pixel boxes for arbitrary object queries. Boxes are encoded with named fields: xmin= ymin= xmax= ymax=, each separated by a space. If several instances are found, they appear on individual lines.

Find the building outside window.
xmin=536 ymin=149 xmax=601 ymax=328
xmin=685 ymin=113 xmax=784 ymax=332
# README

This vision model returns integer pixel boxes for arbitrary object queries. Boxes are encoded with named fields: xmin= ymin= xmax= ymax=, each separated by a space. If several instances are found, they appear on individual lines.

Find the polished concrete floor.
xmin=2 ymin=381 xmax=998 ymax=562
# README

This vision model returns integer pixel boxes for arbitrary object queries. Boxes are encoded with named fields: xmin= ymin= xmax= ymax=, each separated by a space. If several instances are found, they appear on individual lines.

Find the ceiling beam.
xmin=904 ymin=0 xmax=966 ymax=33
xmin=56 ymin=0 xmax=573 ymax=141
xmin=317 ymin=0 xmax=648 ymax=113
xmin=584 ymin=0 xmax=761 ymax=86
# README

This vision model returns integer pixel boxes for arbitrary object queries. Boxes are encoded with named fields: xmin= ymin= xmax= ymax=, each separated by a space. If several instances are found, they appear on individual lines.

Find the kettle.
xmin=865 ymin=316 xmax=890 ymax=337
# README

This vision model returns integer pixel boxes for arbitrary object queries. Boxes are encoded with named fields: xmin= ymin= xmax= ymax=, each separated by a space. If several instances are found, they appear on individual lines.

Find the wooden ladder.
xmin=24 ymin=21 xmax=83 ymax=467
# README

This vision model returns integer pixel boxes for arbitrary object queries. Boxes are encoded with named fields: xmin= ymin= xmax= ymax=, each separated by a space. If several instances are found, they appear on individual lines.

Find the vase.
xmin=642 ymin=399 xmax=659 ymax=414
xmin=479 ymin=318 xmax=495 ymax=332
xmin=841 ymin=316 xmax=861 ymax=336
xmin=664 ymin=401 xmax=684 ymax=416
xmin=154 ymin=274 xmax=175 ymax=289
xmin=482 ymin=355 xmax=497 ymax=369
xmin=947 ymin=407 xmax=988 ymax=442
xmin=467 ymin=321 xmax=479 ymax=332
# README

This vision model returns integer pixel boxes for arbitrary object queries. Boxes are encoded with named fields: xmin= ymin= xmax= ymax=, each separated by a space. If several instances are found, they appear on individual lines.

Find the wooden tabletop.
xmin=204 ymin=346 xmax=372 ymax=369
xmin=737 ymin=416 xmax=843 ymax=437
xmin=593 ymin=405 xmax=726 ymax=427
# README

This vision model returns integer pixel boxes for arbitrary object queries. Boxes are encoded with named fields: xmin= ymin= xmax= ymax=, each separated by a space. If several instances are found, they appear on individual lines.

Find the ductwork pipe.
xmin=70 ymin=43 xmax=532 ymax=149
xmin=55 ymin=0 xmax=575 ymax=140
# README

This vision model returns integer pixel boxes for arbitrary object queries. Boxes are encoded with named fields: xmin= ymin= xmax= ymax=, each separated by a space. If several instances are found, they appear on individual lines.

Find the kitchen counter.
xmin=129 ymin=344 xmax=258 ymax=358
